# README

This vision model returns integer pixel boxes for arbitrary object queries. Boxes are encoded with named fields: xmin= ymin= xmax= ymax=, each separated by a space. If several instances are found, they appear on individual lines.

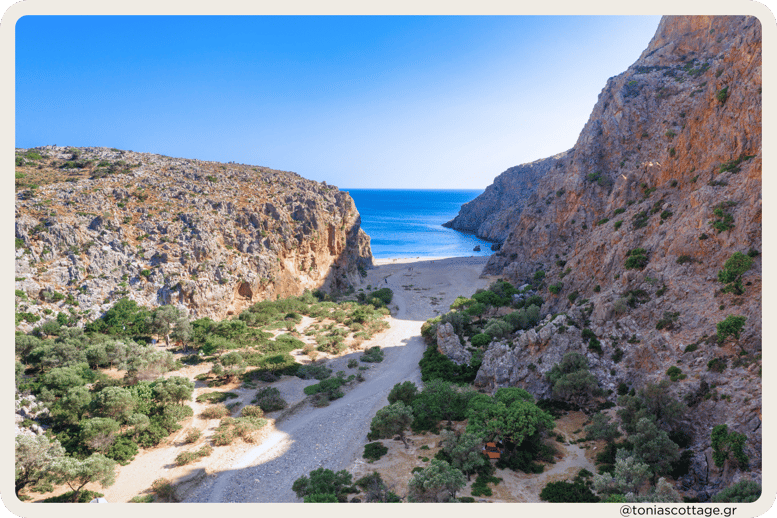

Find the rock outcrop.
xmin=443 ymin=151 xmax=569 ymax=242
xmin=467 ymin=15 xmax=762 ymax=483
xmin=14 ymin=146 xmax=372 ymax=326
xmin=436 ymin=322 xmax=472 ymax=366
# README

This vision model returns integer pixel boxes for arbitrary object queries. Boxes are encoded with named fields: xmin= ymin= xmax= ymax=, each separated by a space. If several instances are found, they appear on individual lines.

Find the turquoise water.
xmin=341 ymin=189 xmax=495 ymax=259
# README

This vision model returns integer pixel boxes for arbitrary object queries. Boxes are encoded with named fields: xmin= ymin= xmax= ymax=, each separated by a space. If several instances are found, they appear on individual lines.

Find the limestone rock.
xmin=14 ymin=146 xmax=373 ymax=323
xmin=436 ymin=322 xmax=471 ymax=366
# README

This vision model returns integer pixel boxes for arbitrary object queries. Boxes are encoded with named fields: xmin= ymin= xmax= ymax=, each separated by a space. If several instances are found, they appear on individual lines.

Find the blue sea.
xmin=342 ymin=189 xmax=495 ymax=259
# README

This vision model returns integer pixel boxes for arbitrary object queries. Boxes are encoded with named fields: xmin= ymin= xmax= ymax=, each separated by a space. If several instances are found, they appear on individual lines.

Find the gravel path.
xmin=183 ymin=256 xmax=491 ymax=503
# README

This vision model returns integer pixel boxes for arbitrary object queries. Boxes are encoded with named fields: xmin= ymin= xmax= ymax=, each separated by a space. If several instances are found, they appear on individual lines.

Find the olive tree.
xmin=407 ymin=459 xmax=466 ymax=502
xmin=15 ymin=434 xmax=65 ymax=495
xmin=369 ymin=402 xmax=414 ymax=448
xmin=50 ymin=453 xmax=117 ymax=503
xmin=439 ymin=430 xmax=486 ymax=481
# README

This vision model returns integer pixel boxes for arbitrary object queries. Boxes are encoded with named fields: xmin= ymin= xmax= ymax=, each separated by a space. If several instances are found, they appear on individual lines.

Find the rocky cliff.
xmin=443 ymin=150 xmax=570 ymax=242
xmin=470 ymin=15 xmax=762 ymax=489
xmin=14 ymin=146 xmax=372 ymax=327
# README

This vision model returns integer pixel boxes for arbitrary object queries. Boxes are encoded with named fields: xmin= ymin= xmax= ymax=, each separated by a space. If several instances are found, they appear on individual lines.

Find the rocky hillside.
xmin=443 ymin=150 xmax=569 ymax=242
xmin=469 ymin=15 xmax=762 ymax=489
xmin=14 ymin=146 xmax=372 ymax=328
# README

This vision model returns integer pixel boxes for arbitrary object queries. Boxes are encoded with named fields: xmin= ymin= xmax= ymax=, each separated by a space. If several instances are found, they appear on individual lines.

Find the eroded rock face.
xmin=14 ymin=147 xmax=373 ymax=325
xmin=443 ymin=151 xmax=569 ymax=242
xmin=436 ymin=322 xmax=472 ymax=366
xmin=470 ymin=15 xmax=762 ymax=480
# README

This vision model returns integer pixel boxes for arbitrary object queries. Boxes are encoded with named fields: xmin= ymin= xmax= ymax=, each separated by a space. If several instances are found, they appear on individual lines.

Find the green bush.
xmin=711 ymin=480 xmax=761 ymax=503
xmin=716 ymin=86 xmax=729 ymax=103
xmin=363 ymin=441 xmax=389 ymax=462
xmin=539 ymin=480 xmax=599 ymax=502
xmin=717 ymin=315 xmax=746 ymax=343
xmin=548 ymin=283 xmax=563 ymax=295
xmin=361 ymin=346 xmax=384 ymax=363
xmin=710 ymin=202 xmax=735 ymax=233
xmin=470 ymin=333 xmax=491 ymax=347
xmin=711 ymin=424 xmax=748 ymax=469
xmin=624 ymin=248 xmax=649 ymax=270
xmin=666 ymin=366 xmax=686 ymax=382
xmin=253 ymin=387 xmax=287 ymax=412
xmin=707 ymin=358 xmax=727 ymax=373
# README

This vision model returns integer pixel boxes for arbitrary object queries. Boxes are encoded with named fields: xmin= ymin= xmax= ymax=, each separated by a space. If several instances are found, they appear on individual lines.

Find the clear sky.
xmin=15 ymin=15 xmax=662 ymax=189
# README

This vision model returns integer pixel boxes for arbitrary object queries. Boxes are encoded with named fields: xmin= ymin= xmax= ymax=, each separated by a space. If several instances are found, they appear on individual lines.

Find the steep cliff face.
xmin=14 ymin=147 xmax=372 ymax=326
xmin=471 ymin=16 xmax=762 ymax=486
xmin=443 ymin=151 xmax=569 ymax=242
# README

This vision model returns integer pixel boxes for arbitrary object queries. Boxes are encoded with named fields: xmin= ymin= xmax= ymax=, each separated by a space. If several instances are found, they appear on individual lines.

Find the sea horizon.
xmin=341 ymin=188 xmax=496 ymax=259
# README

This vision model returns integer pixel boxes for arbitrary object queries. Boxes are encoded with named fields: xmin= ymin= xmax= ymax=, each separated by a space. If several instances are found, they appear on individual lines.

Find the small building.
xmin=483 ymin=442 xmax=503 ymax=460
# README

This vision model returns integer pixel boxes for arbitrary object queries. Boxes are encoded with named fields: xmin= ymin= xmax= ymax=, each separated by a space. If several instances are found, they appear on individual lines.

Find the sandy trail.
xmin=177 ymin=256 xmax=493 ymax=502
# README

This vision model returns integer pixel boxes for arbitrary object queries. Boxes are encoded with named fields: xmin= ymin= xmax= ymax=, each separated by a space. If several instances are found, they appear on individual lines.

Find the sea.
xmin=341 ymin=189 xmax=495 ymax=259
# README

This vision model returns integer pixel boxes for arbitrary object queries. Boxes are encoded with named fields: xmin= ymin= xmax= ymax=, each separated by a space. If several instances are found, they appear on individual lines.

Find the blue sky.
xmin=15 ymin=15 xmax=661 ymax=189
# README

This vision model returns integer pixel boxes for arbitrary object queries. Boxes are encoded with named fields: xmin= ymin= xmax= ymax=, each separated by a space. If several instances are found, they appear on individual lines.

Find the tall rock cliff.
xmin=443 ymin=150 xmax=570 ymax=242
xmin=14 ymin=146 xmax=372 ymax=327
xmin=471 ymin=15 xmax=762 ymax=489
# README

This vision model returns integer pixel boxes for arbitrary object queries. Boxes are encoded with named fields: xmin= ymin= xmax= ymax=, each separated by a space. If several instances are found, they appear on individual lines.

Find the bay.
xmin=341 ymin=189 xmax=495 ymax=259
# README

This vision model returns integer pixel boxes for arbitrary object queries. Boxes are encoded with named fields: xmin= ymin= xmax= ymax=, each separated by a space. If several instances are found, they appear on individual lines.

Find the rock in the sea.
xmin=436 ymin=322 xmax=471 ymax=366
xmin=473 ymin=245 xmax=481 ymax=252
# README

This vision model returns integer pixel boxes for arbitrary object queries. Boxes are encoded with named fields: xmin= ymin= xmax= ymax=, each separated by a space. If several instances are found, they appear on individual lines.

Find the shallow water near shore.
xmin=342 ymin=188 xmax=495 ymax=259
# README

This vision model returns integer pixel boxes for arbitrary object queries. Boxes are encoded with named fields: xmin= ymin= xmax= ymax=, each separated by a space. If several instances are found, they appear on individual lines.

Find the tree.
xmin=291 ymin=467 xmax=354 ymax=502
xmin=387 ymin=381 xmax=418 ymax=406
xmin=151 ymin=376 xmax=194 ymax=406
xmin=50 ymin=453 xmax=116 ymax=503
xmin=407 ymin=459 xmax=466 ymax=502
xmin=546 ymin=352 xmax=601 ymax=409
xmin=412 ymin=379 xmax=472 ymax=428
xmin=58 ymin=385 xmax=93 ymax=423
xmin=80 ymin=417 xmax=121 ymax=453
xmin=15 ymin=334 xmax=41 ymax=366
xmin=585 ymin=412 xmax=621 ymax=441
xmin=439 ymin=430 xmax=486 ymax=481
xmin=86 ymin=297 xmax=150 ymax=335
xmin=711 ymin=424 xmax=749 ymax=469
xmin=628 ymin=418 xmax=680 ymax=477
xmin=466 ymin=392 xmax=554 ymax=448
xmin=593 ymin=449 xmax=651 ymax=496
xmin=93 ymin=386 xmax=136 ymax=422
xmin=15 ymin=434 xmax=65 ymax=495
xmin=617 ymin=381 xmax=686 ymax=434
xmin=149 ymin=305 xmax=189 ymax=347
xmin=369 ymin=402 xmax=414 ymax=448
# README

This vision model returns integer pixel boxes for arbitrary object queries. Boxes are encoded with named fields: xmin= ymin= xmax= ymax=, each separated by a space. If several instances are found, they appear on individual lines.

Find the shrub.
xmin=624 ymin=248 xmax=649 ymax=270
xmin=361 ymin=346 xmax=384 ymax=363
xmin=548 ymin=283 xmax=563 ymax=295
xmin=201 ymin=405 xmax=230 ymax=419
xmin=710 ymin=202 xmax=735 ymax=233
xmin=470 ymin=333 xmax=491 ymax=347
xmin=707 ymin=358 xmax=727 ymax=373
xmin=718 ymin=252 xmax=752 ymax=290
xmin=241 ymin=405 xmax=264 ymax=418
xmin=716 ymin=86 xmax=729 ymax=103
xmin=717 ymin=315 xmax=746 ymax=343
xmin=347 ymin=358 xmax=358 ymax=369
xmin=296 ymin=364 xmax=332 ymax=380
xmin=363 ymin=441 xmax=389 ymax=462
xmin=666 ymin=366 xmax=686 ymax=382
xmin=184 ymin=429 xmax=201 ymax=443
xmin=676 ymin=255 xmax=693 ymax=264
xmin=388 ymin=381 xmax=419 ymax=406
xmin=253 ymin=387 xmax=287 ymax=412
xmin=711 ymin=424 xmax=748 ymax=469
xmin=632 ymin=211 xmax=650 ymax=229
xmin=196 ymin=391 xmax=238 ymax=404
xmin=656 ymin=311 xmax=680 ymax=331
xmin=711 ymin=480 xmax=761 ymax=503
xmin=540 ymin=479 xmax=599 ymax=502
xmin=151 ymin=478 xmax=177 ymax=502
